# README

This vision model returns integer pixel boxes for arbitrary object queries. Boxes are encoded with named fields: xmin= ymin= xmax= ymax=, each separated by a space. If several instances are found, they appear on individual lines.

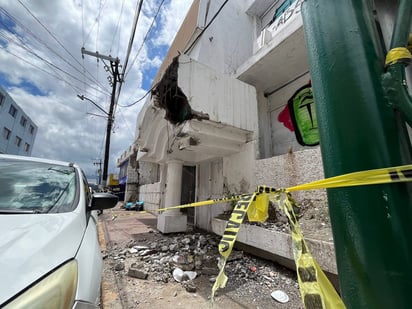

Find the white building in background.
xmin=117 ymin=0 xmax=326 ymax=234
xmin=0 ymin=86 xmax=37 ymax=156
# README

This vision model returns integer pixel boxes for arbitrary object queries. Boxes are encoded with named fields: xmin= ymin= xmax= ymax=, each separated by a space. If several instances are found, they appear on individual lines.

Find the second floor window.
xmin=20 ymin=116 xmax=27 ymax=127
xmin=29 ymin=125 xmax=35 ymax=135
xmin=24 ymin=143 xmax=30 ymax=152
xmin=9 ymin=105 xmax=17 ymax=118
xmin=3 ymin=127 xmax=11 ymax=140
xmin=15 ymin=136 xmax=22 ymax=147
xmin=0 ymin=92 xmax=4 ymax=106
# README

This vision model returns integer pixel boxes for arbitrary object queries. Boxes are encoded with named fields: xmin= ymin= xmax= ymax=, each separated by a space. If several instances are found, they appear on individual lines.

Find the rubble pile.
xmin=106 ymin=230 xmax=299 ymax=301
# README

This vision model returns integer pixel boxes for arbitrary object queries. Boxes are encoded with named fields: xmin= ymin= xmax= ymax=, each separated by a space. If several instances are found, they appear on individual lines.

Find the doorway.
xmin=180 ymin=165 xmax=196 ymax=226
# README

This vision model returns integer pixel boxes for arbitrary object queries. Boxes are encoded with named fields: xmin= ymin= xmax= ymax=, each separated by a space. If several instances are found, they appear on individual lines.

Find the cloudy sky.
xmin=0 ymin=0 xmax=192 ymax=181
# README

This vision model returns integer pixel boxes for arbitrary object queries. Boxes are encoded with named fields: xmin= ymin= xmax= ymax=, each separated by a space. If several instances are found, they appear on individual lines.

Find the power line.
xmin=184 ymin=0 xmax=229 ymax=54
xmin=124 ymin=0 xmax=166 ymax=79
xmin=114 ymin=0 xmax=144 ymax=114
xmin=0 ymin=9 xmax=110 ymax=95
xmin=16 ymin=0 xmax=108 ymax=93
xmin=83 ymin=0 xmax=108 ymax=46
xmin=109 ymin=0 xmax=126 ymax=54
xmin=117 ymin=83 xmax=156 ymax=108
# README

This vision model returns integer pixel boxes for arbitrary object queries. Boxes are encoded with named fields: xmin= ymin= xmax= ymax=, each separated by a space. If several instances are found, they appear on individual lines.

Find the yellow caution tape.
xmin=158 ymin=164 xmax=412 ymax=308
xmin=385 ymin=47 xmax=412 ymax=66
xmin=287 ymin=164 xmax=412 ymax=192
xmin=211 ymin=193 xmax=256 ymax=302
xmin=157 ymin=195 xmax=244 ymax=212
xmin=273 ymin=191 xmax=346 ymax=309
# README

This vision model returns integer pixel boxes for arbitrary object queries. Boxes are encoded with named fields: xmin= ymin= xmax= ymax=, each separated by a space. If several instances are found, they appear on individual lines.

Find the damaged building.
xmin=116 ymin=0 xmax=327 ymax=234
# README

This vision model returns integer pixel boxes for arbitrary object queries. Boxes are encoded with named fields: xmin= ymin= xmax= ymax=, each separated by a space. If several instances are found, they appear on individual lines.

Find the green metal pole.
xmin=301 ymin=1 xmax=412 ymax=308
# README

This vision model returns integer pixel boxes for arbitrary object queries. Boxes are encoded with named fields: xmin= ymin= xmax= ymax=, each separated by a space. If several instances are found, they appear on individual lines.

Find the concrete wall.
xmin=138 ymin=161 xmax=159 ymax=185
xmin=138 ymin=182 xmax=162 ymax=213
xmin=223 ymin=141 xmax=257 ymax=194
xmin=125 ymin=157 xmax=139 ymax=202
xmin=255 ymin=147 xmax=326 ymax=203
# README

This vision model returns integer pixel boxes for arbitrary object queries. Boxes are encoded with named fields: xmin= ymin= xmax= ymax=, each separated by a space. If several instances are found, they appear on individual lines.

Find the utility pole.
xmin=302 ymin=1 xmax=412 ymax=308
xmin=81 ymin=47 xmax=122 ymax=186
xmin=93 ymin=159 xmax=103 ymax=185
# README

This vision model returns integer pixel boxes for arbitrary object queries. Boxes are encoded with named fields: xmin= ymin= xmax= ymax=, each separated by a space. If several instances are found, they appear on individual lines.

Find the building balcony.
xmin=236 ymin=0 xmax=308 ymax=94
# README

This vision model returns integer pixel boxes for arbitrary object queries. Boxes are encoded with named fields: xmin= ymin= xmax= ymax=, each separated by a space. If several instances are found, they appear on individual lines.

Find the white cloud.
xmin=0 ymin=0 xmax=192 ymax=178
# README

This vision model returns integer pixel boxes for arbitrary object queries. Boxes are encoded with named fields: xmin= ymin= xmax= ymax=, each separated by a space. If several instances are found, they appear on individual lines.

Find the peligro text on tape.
xmin=211 ymin=193 xmax=256 ymax=302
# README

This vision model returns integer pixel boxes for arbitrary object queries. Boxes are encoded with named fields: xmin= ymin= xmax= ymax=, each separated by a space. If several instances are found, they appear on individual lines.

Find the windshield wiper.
xmin=0 ymin=209 xmax=41 ymax=214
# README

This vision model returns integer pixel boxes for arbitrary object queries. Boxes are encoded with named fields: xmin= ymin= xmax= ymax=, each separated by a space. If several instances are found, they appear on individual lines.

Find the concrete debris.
xmin=114 ymin=261 xmax=125 ymax=271
xmin=128 ymin=263 xmax=149 ymax=279
xmin=183 ymin=282 xmax=197 ymax=293
xmin=107 ymin=230 xmax=299 ymax=303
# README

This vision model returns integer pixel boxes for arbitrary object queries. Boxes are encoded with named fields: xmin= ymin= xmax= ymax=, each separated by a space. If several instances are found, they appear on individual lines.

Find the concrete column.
xmin=157 ymin=160 xmax=187 ymax=233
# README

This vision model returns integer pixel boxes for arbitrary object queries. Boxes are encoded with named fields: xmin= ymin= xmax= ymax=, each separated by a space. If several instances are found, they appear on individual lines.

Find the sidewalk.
xmin=97 ymin=203 xmax=158 ymax=308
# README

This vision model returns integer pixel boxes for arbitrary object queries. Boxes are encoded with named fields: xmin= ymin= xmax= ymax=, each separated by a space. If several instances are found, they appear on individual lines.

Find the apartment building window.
xmin=9 ymin=104 xmax=17 ymax=118
xmin=29 ymin=124 xmax=35 ymax=134
xmin=273 ymin=0 xmax=295 ymax=21
xmin=0 ymin=92 xmax=4 ymax=106
xmin=3 ymin=127 xmax=11 ymax=140
xmin=15 ymin=136 xmax=22 ymax=147
xmin=20 ymin=116 xmax=27 ymax=127
xmin=24 ymin=143 xmax=30 ymax=152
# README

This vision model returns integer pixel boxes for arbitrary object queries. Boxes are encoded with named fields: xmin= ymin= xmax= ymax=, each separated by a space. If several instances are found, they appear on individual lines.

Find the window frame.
xmin=15 ymin=136 xmax=22 ymax=147
xmin=20 ymin=116 xmax=27 ymax=127
xmin=3 ymin=127 xmax=11 ymax=140
xmin=9 ymin=105 xmax=17 ymax=118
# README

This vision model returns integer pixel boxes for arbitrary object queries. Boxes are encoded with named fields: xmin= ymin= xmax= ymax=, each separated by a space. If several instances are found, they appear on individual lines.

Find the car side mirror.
xmin=90 ymin=192 xmax=118 ymax=211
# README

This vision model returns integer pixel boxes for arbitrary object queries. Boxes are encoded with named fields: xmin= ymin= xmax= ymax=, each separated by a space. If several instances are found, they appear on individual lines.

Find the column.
xmin=157 ymin=160 xmax=187 ymax=233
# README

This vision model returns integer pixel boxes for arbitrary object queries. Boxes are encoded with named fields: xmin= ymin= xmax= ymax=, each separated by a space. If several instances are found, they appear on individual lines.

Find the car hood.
xmin=0 ymin=212 xmax=85 ymax=305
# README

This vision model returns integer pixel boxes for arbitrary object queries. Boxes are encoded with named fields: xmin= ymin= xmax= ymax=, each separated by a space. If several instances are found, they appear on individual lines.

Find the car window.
xmin=0 ymin=159 xmax=77 ymax=213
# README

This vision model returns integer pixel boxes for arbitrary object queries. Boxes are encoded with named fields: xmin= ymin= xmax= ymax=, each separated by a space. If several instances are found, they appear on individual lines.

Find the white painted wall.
xmin=195 ymin=158 xmax=228 ymax=230
xmin=178 ymin=55 xmax=258 ymax=135
xmin=222 ymin=141 xmax=256 ymax=195
xmin=191 ymin=0 xmax=255 ymax=75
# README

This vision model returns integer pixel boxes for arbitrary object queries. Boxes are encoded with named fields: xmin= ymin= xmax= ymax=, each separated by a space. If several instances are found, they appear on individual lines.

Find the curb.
xmin=97 ymin=217 xmax=123 ymax=308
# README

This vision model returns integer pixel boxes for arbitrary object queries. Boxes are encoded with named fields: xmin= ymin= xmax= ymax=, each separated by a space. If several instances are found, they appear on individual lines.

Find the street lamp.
xmin=77 ymin=95 xmax=110 ymax=117
xmin=77 ymin=94 xmax=114 ymax=187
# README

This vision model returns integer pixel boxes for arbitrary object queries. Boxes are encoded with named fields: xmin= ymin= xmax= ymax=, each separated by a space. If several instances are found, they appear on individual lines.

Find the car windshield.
xmin=0 ymin=159 xmax=77 ymax=213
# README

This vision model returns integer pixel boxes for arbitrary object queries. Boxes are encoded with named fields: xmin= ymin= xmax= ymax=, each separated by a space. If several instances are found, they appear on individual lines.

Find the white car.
xmin=0 ymin=155 xmax=117 ymax=308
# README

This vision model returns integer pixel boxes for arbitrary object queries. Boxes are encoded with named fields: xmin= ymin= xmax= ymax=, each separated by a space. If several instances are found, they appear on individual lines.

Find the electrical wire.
xmin=113 ymin=0 xmax=144 ymax=114
xmin=1 ymin=47 xmax=91 ymax=97
xmin=124 ymin=0 xmax=166 ymax=79
xmin=83 ymin=0 xmax=108 ymax=46
xmin=116 ymin=82 xmax=158 ymax=108
xmin=0 ymin=9 xmax=110 ymax=95
xmin=15 ymin=1 xmax=108 ymax=93
xmin=109 ymin=0 xmax=125 ymax=54
xmin=184 ymin=0 xmax=229 ymax=54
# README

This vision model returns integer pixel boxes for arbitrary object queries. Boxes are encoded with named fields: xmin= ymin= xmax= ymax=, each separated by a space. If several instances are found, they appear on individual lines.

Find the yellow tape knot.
xmin=385 ymin=47 xmax=412 ymax=66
